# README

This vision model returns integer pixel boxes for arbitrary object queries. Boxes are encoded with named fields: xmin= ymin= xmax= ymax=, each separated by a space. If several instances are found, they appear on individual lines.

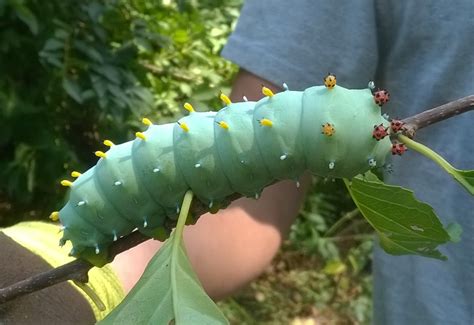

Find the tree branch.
xmin=1 ymin=95 xmax=473 ymax=305
xmin=401 ymin=95 xmax=474 ymax=138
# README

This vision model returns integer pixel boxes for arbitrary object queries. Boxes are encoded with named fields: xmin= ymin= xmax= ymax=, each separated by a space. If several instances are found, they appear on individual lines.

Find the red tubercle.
xmin=372 ymin=124 xmax=389 ymax=141
xmin=390 ymin=119 xmax=405 ymax=133
xmin=374 ymin=89 xmax=390 ymax=106
xmin=391 ymin=143 xmax=408 ymax=155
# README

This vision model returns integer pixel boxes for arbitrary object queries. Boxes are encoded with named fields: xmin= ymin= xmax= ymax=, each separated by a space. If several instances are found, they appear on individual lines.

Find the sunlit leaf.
xmin=323 ymin=260 xmax=347 ymax=275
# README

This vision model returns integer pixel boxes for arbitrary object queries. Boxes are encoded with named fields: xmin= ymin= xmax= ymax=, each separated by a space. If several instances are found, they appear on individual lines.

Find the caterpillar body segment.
xmin=174 ymin=111 xmax=234 ymax=205
xmin=131 ymin=123 xmax=188 ymax=216
xmin=253 ymin=91 xmax=306 ymax=181
xmin=214 ymin=101 xmax=273 ymax=197
xmin=58 ymin=81 xmax=392 ymax=262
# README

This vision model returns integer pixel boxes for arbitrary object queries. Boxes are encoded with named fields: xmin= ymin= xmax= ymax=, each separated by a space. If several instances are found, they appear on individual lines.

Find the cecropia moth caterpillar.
xmin=51 ymin=74 xmax=397 ymax=262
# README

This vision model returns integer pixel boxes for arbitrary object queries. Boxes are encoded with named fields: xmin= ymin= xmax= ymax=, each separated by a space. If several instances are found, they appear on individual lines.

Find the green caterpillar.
xmin=51 ymin=74 xmax=393 ymax=261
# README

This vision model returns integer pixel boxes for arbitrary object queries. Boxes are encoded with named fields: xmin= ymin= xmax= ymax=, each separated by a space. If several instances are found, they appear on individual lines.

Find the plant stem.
xmin=171 ymin=190 xmax=194 ymax=322
xmin=324 ymin=208 xmax=360 ymax=237
xmin=173 ymin=191 xmax=194 ymax=242
xmin=398 ymin=134 xmax=473 ymax=194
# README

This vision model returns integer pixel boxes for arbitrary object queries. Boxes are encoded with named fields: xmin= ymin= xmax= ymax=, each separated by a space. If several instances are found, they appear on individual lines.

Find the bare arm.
xmin=111 ymin=69 xmax=310 ymax=300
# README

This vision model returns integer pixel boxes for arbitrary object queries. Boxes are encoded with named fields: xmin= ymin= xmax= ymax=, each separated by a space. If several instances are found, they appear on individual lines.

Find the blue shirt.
xmin=222 ymin=1 xmax=474 ymax=324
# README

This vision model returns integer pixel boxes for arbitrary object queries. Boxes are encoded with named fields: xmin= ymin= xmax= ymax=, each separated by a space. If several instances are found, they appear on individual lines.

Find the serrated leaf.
xmin=345 ymin=175 xmax=458 ymax=260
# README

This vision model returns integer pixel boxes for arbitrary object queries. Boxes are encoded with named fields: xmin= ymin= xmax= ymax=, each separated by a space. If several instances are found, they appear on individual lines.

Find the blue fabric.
xmin=222 ymin=1 xmax=474 ymax=324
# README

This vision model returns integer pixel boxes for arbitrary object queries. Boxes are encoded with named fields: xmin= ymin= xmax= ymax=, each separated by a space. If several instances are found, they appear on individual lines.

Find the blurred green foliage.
xmin=0 ymin=0 xmax=240 ymax=223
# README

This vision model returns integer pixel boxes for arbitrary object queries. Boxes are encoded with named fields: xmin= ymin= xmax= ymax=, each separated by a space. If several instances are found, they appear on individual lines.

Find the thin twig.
xmin=1 ymin=96 xmax=473 ymax=304
xmin=401 ymin=95 xmax=474 ymax=138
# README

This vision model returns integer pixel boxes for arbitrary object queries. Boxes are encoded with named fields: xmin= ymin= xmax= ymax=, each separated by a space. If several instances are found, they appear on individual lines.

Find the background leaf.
xmin=345 ymin=175 xmax=458 ymax=260
xmin=10 ymin=0 xmax=39 ymax=34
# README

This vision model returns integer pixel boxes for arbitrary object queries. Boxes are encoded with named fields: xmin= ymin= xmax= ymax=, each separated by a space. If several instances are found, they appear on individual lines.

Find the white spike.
xmin=114 ymin=181 xmax=122 ymax=186
xmin=195 ymin=163 xmax=201 ymax=168
xmin=176 ymin=205 xmax=180 ymax=214
xmin=280 ymin=154 xmax=287 ymax=160
xmin=240 ymin=160 xmax=245 ymax=164
xmin=368 ymin=80 xmax=375 ymax=90
xmin=77 ymin=200 xmax=86 ymax=207
xmin=143 ymin=219 xmax=148 ymax=228
xmin=209 ymin=201 xmax=214 ymax=208
xmin=296 ymin=181 xmax=300 ymax=188
xmin=243 ymin=96 xmax=248 ymax=102
xmin=255 ymin=192 xmax=260 ymax=200
xmin=368 ymin=158 xmax=377 ymax=167
xmin=283 ymin=82 xmax=289 ymax=90
xmin=113 ymin=231 xmax=118 ymax=242
xmin=328 ymin=162 xmax=335 ymax=170
xmin=95 ymin=244 xmax=100 ymax=255
xmin=153 ymin=168 xmax=160 ymax=173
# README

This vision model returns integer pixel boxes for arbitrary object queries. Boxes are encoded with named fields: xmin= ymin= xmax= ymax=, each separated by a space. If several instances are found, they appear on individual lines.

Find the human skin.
xmin=111 ymin=69 xmax=311 ymax=300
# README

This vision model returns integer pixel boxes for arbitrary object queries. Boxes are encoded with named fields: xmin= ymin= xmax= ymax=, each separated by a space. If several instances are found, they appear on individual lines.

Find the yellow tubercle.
xmin=60 ymin=180 xmax=73 ymax=187
xmin=103 ymin=140 xmax=114 ymax=147
xmin=321 ymin=123 xmax=336 ymax=136
xmin=49 ymin=211 xmax=60 ymax=221
xmin=183 ymin=102 xmax=195 ymax=113
xmin=259 ymin=118 xmax=273 ymax=127
xmin=142 ymin=117 xmax=153 ymax=126
xmin=324 ymin=73 xmax=337 ymax=89
xmin=95 ymin=151 xmax=107 ymax=159
xmin=217 ymin=121 xmax=229 ymax=130
xmin=178 ymin=122 xmax=189 ymax=132
xmin=71 ymin=171 xmax=82 ymax=178
xmin=135 ymin=132 xmax=147 ymax=141
xmin=220 ymin=93 xmax=232 ymax=105
xmin=262 ymin=86 xmax=274 ymax=97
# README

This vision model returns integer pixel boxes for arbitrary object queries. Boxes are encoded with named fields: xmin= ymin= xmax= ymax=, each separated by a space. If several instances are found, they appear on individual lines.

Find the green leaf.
xmin=323 ymin=260 xmax=347 ymax=275
xmin=10 ymin=1 xmax=39 ymax=35
xmin=345 ymin=175 xmax=458 ymax=260
xmin=42 ymin=38 xmax=64 ymax=52
xmin=100 ymin=192 xmax=228 ymax=325
xmin=173 ymin=29 xmax=189 ymax=44
xmin=62 ymin=78 xmax=83 ymax=103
